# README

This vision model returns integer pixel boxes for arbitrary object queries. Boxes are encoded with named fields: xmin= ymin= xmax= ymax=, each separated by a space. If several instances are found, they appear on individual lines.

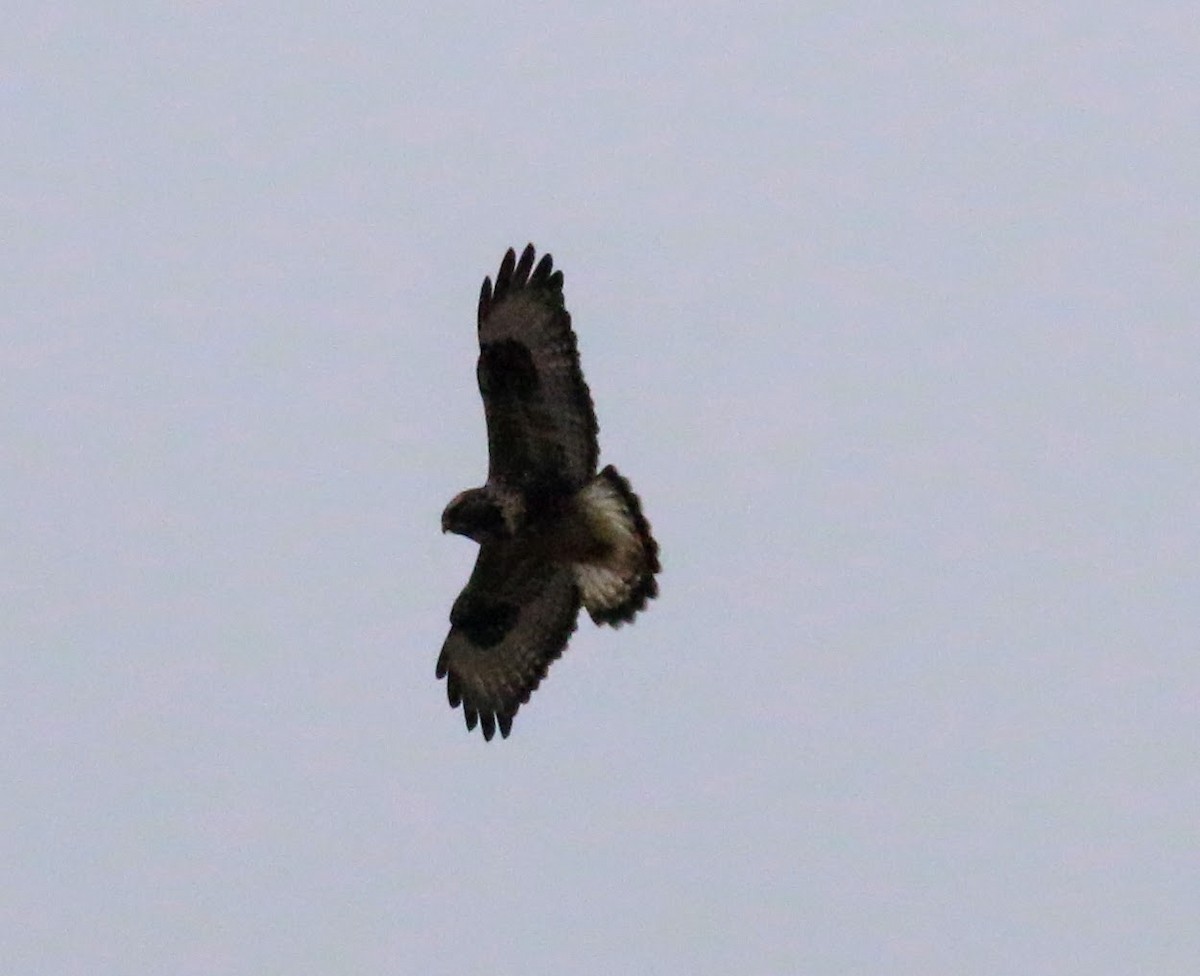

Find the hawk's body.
xmin=438 ymin=245 xmax=660 ymax=740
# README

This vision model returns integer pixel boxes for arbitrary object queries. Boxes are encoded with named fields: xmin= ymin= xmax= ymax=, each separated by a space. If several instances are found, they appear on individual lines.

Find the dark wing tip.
xmin=492 ymin=247 xmax=518 ymax=303
xmin=531 ymin=252 xmax=554 ymax=285
xmin=479 ymin=246 xmax=565 ymax=327
xmin=513 ymin=243 xmax=536 ymax=286
xmin=477 ymin=276 xmax=493 ymax=327
xmin=480 ymin=712 xmax=497 ymax=741
xmin=436 ymin=648 xmax=521 ymax=741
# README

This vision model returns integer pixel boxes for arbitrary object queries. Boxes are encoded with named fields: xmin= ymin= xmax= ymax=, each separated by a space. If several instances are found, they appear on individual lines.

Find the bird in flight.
xmin=437 ymin=244 xmax=660 ymax=740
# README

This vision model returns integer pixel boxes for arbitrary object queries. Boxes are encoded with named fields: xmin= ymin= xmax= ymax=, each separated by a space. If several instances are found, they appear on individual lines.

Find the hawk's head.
xmin=441 ymin=488 xmax=516 ymax=543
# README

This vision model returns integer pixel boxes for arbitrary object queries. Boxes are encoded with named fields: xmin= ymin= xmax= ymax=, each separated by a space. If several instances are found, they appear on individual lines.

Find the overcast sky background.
xmin=4 ymin=4 xmax=1198 ymax=974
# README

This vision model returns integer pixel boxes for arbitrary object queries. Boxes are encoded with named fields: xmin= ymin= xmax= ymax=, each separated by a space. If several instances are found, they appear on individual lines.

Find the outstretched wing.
xmin=436 ymin=537 xmax=581 ymax=740
xmin=476 ymin=244 xmax=599 ymax=491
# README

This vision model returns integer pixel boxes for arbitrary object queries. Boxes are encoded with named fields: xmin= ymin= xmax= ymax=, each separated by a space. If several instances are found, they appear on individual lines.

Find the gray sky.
xmin=5 ymin=3 xmax=1198 ymax=974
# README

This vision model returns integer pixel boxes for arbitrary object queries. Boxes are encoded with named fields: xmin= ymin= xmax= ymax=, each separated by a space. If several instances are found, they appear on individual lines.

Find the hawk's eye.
xmin=443 ymin=492 xmax=506 ymax=539
xmin=464 ymin=496 xmax=504 ymax=534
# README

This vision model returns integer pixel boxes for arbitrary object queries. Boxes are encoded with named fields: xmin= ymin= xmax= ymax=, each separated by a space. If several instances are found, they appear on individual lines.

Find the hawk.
xmin=437 ymin=244 xmax=661 ymax=740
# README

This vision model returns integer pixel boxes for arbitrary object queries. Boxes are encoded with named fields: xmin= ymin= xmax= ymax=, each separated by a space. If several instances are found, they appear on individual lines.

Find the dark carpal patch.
xmin=450 ymin=594 xmax=519 ymax=648
xmin=478 ymin=339 xmax=539 ymax=400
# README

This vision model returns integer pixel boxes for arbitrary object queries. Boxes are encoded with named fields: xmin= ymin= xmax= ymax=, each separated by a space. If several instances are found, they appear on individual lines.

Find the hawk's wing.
xmin=436 ymin=537 xmax=581 ymax=740
xmin=476 ymin=244 xmax=599 ymax=491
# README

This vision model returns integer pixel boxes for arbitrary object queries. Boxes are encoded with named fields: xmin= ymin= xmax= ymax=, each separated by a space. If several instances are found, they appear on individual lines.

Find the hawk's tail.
xmin=573 ymin=465 xmax=661 ymax=626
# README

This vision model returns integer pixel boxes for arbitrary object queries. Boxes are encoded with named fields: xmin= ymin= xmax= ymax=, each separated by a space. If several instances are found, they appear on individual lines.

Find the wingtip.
xmin=531 ymin=252 xmax=553 ymax=284
xmin=493 ymin=248 xmax=518 ymax=302
xmin=477 ymin=276 xmax=493 ymax=327
xmin=480 ymin=712 xmax=497 ymax=741
xmin=478 ymin=246 xmax=563 ymax=326
xmin=513 ymin=243 xmax=536 ymax=285
xmin=438 ymin=643 xmax=520 ymax=741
